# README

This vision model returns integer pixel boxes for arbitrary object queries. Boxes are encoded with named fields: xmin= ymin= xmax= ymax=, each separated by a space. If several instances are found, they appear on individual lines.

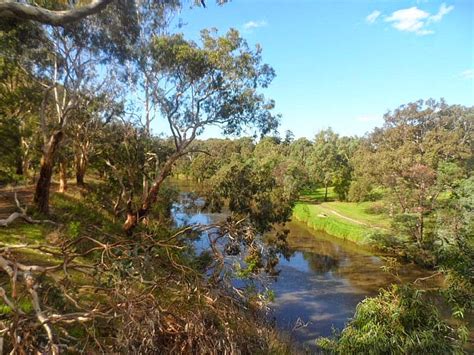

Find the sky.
xmin=161 ymin=0 xmax=473 ymax=139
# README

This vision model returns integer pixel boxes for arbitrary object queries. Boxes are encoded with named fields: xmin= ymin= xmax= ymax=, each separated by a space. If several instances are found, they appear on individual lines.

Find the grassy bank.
xmin=0 ymin=184 xmax=290 ymax=353
xmin=293 ymin=188 xmax=391 ymax=244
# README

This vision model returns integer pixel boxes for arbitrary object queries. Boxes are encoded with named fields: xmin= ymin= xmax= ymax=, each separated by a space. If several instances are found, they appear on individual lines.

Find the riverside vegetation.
xmin=0 ymin=0 xmax=473 ymax=353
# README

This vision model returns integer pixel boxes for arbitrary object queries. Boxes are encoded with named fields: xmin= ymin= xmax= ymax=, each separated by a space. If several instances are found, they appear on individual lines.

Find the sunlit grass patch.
xmin=325 ymin=201 xmax=391 ymax=228
xmin=293 ymin=203 xmax=369 ymax=244
xmin=294 ymin=186 xmax=391 ymax=243
xmin=0 ymin=223 xmax=47 ymax=245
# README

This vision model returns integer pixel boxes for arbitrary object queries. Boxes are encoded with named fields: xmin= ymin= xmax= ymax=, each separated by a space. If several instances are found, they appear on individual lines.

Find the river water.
xmin=268 ymin=221 xmax=436 ymax=349
xmin=171 ymin=189 xmax=443 ymax=351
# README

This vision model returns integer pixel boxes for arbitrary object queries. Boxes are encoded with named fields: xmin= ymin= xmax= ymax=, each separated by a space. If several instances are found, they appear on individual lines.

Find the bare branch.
xmin=0 ymin=0 xmax=114 ymax=26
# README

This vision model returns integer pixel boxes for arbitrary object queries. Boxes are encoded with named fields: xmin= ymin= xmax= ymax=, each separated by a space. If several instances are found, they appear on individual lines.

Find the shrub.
xmin=317 ymin=284 xmax=466 ymax=354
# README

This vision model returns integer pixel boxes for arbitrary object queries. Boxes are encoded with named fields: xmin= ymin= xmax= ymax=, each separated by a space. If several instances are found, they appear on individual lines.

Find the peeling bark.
xmin=59 ymin=160 xmax=68 ymax=193
xmin=75 ymin=152 xmax=87 ymax=186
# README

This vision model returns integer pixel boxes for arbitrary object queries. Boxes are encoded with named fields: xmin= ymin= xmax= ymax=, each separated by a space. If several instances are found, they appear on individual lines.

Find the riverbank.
xmin=0 ymin=183 xmax=292 ymax=353
xmin=292 ymin=188 xmax=390 ymax=244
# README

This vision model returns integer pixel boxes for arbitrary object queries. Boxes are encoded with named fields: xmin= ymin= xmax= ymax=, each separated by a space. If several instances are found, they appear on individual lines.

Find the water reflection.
xmin=271 ymin=220 xmax=436 ymax=350
xmin=169 ymin=189 xmax=437 ymax=352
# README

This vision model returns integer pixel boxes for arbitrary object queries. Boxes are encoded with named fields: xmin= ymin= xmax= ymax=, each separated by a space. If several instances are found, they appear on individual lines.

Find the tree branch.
xmin=0 ymin=0 xmax=114 ymax=26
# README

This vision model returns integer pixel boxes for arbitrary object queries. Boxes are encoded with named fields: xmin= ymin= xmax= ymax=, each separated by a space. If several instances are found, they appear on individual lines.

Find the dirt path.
xmin=317 ymin=204 xmax=388 ymax=231
xmin=317 ymin=204 xmax=369 ymax=226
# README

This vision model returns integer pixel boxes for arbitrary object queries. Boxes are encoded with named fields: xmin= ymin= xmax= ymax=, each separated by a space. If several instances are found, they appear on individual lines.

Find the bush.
xmin=317 ymin=284 xmax=466 ymax=354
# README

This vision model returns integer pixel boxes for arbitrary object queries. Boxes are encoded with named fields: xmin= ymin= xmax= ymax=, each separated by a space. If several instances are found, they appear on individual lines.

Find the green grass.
xmin=0 ymin=223 xmax=48 ymax=245
xmin=293 ymin=203 xmax=369 ymax=244
xmin=293 ymin=188 xmax=391 ymax=244
xmin=324 ymin=201 xmax=390 ymax=228
xmin=51 ymin=192 xmax=121 ymax=235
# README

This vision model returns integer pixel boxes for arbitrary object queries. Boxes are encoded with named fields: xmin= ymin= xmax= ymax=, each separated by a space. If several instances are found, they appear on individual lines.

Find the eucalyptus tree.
xmin=308 ymin=128 xmax=339 ymax=201
xmin=0 ymin=61 xmax=40 ymax=180
xmin=0 ymin=0 xmax=225 ymax=26
xmin=0 ymin=21 xmax=47 ymax=181
xmin=352 ymin=100 xmax=472 ymax=246
xmin=122 ymin=29 xmax=279 ymax=232
xmin=29 ymin=23 xmax=123 ymax=213
xmin=332 ymin=135 xmax=359 ymax=200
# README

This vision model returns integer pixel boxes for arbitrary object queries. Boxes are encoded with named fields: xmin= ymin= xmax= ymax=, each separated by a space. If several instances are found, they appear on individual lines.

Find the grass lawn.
xmin=292 ymin=187 xmax=391 ymax=244
xmin=325 ymin=201 xmax=390 ymax=229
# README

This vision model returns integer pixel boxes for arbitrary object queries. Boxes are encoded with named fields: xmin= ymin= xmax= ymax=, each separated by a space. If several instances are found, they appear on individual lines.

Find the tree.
xmin=351 ymin=100 xmax=472 ymax=246
xmin=0 ymin=22 xmax=46 ymax=182
xmin=30 ymin=24 xmax=119 ymax=213
xmin=308 ymin=128 xmax=339 ymax=201
xmin=122 ymin=29 xmax=279 ymax=233
xmin=0 ymin=0 xmax=225 ymax=26
xmin=332 ymin=136 xmax=358 ymax=200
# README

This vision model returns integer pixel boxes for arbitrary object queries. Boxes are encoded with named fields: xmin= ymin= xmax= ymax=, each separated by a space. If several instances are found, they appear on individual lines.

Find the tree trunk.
xmin=123 ymin=152 xmax=180 ymax=234
xmin=22 ymin=156 xmax=30 ymax=179
xmin=59 ymin=160 xmax=67 ymax=193
xmin=34 ymin=159 xmax=54 ymax=214
xmin=324 ymin=183 xmax=328 ymax=202
xmin=15 ymin=156 xmax=23 ymax=175
xmin=21 ymin=137 xmax=30 ymax=179
xmin=142 ymin=175 xmax=149 ymax=201
xmin=75 ymin=152 xmax=87 ymax=186
xmin=33 ymin=130 xmax=63 ymax=214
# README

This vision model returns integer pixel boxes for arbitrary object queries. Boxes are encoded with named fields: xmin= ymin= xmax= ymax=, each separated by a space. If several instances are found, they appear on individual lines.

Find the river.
xmin=171 ymin=189 xmax=445 ymax=351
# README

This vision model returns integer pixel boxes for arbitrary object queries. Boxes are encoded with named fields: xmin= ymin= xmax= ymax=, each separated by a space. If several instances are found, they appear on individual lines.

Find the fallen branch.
xmin=0 ymin=192 xmax=57 ymax=227
xmin=25 ymin=272 xmax=59 ymax=355
xmin=414 ymin=271 xmax=443 ymax=284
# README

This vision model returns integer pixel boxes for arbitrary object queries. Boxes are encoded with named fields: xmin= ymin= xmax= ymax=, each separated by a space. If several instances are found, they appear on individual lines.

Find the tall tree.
xmin=308 ymin=128 xmax=339 ymax=201
xmin=30 ymin=23 xmax=119 ymax=213
xmin=351 ymin=100 xmax=472 ymax=245
xmin=123 ymin=29 xmax=279 ymax=232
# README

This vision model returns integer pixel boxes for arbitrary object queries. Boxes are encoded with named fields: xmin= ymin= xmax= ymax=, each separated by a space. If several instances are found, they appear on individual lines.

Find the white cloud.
xmin=429 ymin=3 xmax=454 ymax=23
xmin=243 ymin=20 xmax=267 ymax=31
xmin=385 ymin=7 xmax=430 ymax=34
xmin=460 ymin=69 xmax=474 ymax=80
xmin=382 ymin=3 xmax=454 ymax=35
xmin=366 ymin=10 xmax=381 ymax=24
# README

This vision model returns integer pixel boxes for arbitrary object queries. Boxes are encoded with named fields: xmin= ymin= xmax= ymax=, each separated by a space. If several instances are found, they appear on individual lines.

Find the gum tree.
xmin=123 ymin=29 xmax=279 ymax=232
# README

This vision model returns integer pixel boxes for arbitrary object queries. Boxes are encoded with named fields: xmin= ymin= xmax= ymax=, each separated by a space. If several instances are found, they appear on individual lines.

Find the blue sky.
xmin=165 ymin=0 xmax=473 ymax=138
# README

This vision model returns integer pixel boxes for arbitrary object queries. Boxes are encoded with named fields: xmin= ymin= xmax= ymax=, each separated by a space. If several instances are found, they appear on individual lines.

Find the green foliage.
xmin=306 ymin=129 xmax=359 ymax=201
xmin=434 ymin=176 xmax=474 ymax=319
xmin=317 ymin=284 xmax=466 ymax=354
xmin=350 ymin=100 xmax=472 ymax=246
xmin=206 ymin=158 xmax=298 ymax=233
xmin=67 ymin=221 xmax=81 ymax=238
xmin=150 ymin=29 xmax=279 ymax=137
